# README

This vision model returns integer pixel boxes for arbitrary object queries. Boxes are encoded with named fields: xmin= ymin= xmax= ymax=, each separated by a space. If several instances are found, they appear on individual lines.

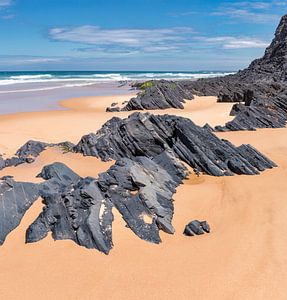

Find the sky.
xmin=0 ymin=0 xmax=286 ymax=71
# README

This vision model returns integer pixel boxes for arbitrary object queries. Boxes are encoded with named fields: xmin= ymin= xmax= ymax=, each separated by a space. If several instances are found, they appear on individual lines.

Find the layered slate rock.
xmin=74 ymin=112 xmax=276 ymax=176
xmin=0 ymin=140 xmax=49 ymax=171
xmin=98 ymin=152 xmax=188 ymax=243
xmin=183 ymin=220 xmax=210 ymax=236
xmin=0 ymin=177 xmax=39 ymax=245
xmin=26 ymin=162 xmax=114 ymax=254
xmin=215 ymin=94 xmax=287 ymax=131
xmin=0 ymin=140 xmax=75 ymax=171
xmin=16 ymin=140 xmax=50 ymax=158
xmin=26 ymin=154 xmax=188 ymax=252
xmin=121 ymin=80 xmax=194 ymax=111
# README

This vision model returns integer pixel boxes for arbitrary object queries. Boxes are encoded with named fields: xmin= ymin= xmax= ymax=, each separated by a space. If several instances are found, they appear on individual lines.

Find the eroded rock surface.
xmin=26 ymin=162 xmax=114 ymax=254
xmin=0 ymin=177 xmax=39 ymax=245
xmin=25 ymin=154 xmax=188 ymax=252
xmin=74 ymin=112 xmax=276 ymax=176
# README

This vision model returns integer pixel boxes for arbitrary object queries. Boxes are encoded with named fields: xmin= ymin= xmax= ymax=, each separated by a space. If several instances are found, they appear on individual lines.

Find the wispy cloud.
xmin=49 ymin=25 xmax=268 ymax=57
xmin=49 ymin=26 xmax=194 ymax=46
xmin=212 ymin=1 xmax=280 ymax=23
xmin=212 ymin=8 xmax=278 ymax=23
xmin=198 ymin=36 xmax=269 ymax=49
xmin=0 ymin=0 xmax=12 ymax=8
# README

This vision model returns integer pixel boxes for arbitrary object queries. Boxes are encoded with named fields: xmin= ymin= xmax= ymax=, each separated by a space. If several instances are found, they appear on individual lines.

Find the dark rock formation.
xmin=0 ymin=110 xmax=276 ymax=253
xmin=121 ymin=80 xmax=194 ymax=111
xmin=16 ymin=140 xmax=49 ymax=158
xmin=215 ymin=92 xmax=287 ymax=131
xmin=74 ymin=112 xmax=276 ymax=176
xmin=25 ymin=153 xmax=188 ymax=252
xmin=0 ymin=140 xmax=75 ymax=171
xmin=26 ymin=162 xmax=114 ymax=254
xmin=183 ymin=220 xmax=210 ymax=236
xmin=106 ymin=106 xmax=120 ymax=112
xmin=0 ymin=177 xmax=39 ymax=245
xmin=98 ymin=152 xmax=188 ymax=243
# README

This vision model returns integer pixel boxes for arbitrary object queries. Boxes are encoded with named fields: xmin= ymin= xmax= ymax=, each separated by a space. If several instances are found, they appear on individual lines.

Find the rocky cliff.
xmin=117 ymin=14 xmax=287 ymax=131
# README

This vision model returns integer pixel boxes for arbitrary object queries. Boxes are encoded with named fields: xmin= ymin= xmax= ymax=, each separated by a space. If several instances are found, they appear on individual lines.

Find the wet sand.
xmin=0 ymin=95 xmax=286 ymax=299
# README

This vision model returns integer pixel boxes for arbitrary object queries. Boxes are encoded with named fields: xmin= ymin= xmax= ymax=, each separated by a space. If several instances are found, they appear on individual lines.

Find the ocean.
xmin=0 ymin=71 xmax=235 ymax=93
xmin=0 ymin=71 xmax=235 ymax=115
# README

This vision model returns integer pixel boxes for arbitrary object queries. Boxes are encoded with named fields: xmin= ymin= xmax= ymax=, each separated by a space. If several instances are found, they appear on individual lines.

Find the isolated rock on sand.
xmin=183 ymin=220 xmax=210 ymax=236
xmin=0 ymin=176 xmax=39 ymax=245
xmin=74 ymin=112 xmax=276 ymax=176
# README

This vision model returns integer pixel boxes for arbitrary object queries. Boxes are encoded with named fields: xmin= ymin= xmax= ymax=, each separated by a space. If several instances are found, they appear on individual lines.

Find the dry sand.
xmin=0 ymin=94 xmax=286 ymax=299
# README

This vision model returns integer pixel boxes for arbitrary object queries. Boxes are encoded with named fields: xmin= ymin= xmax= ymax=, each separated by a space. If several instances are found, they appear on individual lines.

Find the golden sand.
xmin=0 ymin=94 xmax=286 ymax=299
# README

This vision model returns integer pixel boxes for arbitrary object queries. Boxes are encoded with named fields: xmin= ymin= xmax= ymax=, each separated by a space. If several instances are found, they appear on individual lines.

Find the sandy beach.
xmin=0 ymin=93 xmax=286 ymax=299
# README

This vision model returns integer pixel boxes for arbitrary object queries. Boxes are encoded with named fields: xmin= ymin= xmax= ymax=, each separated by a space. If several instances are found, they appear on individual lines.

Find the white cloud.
xmin=48 ymin=25 xmax=269 ymax=58
xmin=197 ymin=36 xmax=269 ymax=49
xmin=49 ymin=26 xmax=194 ymax=47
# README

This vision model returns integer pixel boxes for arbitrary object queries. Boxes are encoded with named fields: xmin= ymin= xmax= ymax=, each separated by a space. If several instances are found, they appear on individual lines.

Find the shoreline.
xmin=0 ymin=92 xmax=286 ymax=299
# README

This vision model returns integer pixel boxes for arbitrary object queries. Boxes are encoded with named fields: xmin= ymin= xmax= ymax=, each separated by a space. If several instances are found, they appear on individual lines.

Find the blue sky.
xmin=0 ymin=0 xmax=285 ymax=71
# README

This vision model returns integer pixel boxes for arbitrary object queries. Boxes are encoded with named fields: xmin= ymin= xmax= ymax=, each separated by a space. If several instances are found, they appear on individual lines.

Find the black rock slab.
xmin=121 ymin=80 xmax=194 ymax=111
xmin=183 ymin=220 xmax=210 ymax=236
xmin=98 ymin=152 xmax=188 ymax=243
xmin=26 ymin=162 xmax=114 ymax=254
xmin=16 ymin=140 xmax=50 ymax=158
xmin=0 ymin=177 xmax=39 ymax=245
xmin=215 ymin=93 xmax=287 ymax=131
xmin=74 ymin=112 xmax=276 ymax=176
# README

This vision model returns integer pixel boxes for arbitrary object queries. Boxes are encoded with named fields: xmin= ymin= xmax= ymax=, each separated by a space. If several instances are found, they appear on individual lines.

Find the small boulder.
xmin=183 ymin=220 xmax=210 ymax=236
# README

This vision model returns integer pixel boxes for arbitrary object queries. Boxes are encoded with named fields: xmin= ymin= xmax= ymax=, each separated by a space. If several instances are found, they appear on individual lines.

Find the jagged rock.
xmin=183 ymin=220 xmax=210 ymax=236
xmin=26 ymin=153 xmax=188 ymax=252
xmin=98 ymin=152 xmax=188 ymax=243
xmin=106 ymin=106 xmax=120 ymax=112
xmin=74 ymin=112 xmax=276 ymax=176
xmin=16 ymin=140 xmax=49 ymax=158
xmin=26 ymin=162 xmax=114 ymax=254
xmin=0 ymin=177 xmax=39 ymax=245
xmin=121 ymin=80 xmax=194 ymax=111
xmin=215 ymin=95 xmax=287 ymax=131
xmin=203 ymin=123 xmax=215 ymax=132
xmin=0 ymin=140 xmax=76 ymax=170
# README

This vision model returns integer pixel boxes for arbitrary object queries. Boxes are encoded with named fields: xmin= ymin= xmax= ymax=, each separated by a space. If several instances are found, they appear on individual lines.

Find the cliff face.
xmin=239 ymin=14 xmax=287 ymax=82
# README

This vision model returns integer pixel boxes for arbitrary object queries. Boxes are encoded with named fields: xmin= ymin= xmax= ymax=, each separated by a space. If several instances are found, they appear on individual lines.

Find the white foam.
xmin=0 ymin=72 xmax=236 ymax=93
